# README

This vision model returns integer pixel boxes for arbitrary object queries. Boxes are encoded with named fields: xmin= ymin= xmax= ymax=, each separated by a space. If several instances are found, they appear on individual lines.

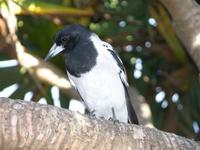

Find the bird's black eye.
xmin=61 ymin=35 xmax=70 ymax=43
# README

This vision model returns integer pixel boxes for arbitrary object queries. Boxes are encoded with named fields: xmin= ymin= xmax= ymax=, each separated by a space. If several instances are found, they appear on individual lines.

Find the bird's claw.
xmin=109 ymin=117 xmax=120 ymax=124
xmin=89 ymin=110 xmax=96 ymax=119
xmin=109 ymin=107 xmax=120 ymax=124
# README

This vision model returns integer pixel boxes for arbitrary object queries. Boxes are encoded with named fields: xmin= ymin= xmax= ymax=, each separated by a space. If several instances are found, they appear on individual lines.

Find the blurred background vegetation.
xmin=0 ymin=0 xmax=200 ymax=140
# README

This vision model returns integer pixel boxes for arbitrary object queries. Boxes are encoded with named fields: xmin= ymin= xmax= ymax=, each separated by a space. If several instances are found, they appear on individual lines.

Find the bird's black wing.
xmin=119 ymin=71 xmax=139 ymax=124
xmin=105 ymin=46 xmax=139 ymax=124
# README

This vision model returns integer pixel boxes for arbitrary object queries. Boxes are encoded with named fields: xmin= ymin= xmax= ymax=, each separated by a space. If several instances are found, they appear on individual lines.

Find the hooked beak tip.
xmin=44 ymin=55 xmax=50 ymax=62
xmin=44 ymin=44 xmax=64 ymax=62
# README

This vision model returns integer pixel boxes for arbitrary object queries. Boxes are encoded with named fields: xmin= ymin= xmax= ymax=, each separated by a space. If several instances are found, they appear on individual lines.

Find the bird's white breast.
xmin=67 ymin=34 xmax=128 ymax=122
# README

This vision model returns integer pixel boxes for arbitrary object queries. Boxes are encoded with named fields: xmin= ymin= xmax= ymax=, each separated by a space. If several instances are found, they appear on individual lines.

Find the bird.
xmin=45 ymin=24 xmax=138 ymax=124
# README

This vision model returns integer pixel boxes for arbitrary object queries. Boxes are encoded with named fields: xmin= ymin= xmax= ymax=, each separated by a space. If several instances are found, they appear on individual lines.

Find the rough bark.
xmin=159 ymin=0 xmax=200 ymax=71
xmin=0 ymin=97 xmax=199 ymax=150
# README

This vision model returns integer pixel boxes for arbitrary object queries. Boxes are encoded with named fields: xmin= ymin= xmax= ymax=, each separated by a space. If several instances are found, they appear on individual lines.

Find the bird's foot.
xmin=89 ymin=110 xmax=96 ymax=119
xmin=99 ymin=116 xmax=106 ymax=120
xmin=109 ymin=107 xmax=120 ymax=124
xmin=109 ymin=117 xmax=120 ymax=124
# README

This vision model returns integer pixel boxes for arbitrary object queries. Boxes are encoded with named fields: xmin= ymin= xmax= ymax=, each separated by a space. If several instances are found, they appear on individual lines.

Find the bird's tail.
xmin=125 ymin=87 xmax=139 ymax=124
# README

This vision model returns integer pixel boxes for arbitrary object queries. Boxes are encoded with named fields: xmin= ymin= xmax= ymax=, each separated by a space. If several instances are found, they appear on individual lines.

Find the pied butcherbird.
xmin=45 ymin=24 xmax=138 ymax=124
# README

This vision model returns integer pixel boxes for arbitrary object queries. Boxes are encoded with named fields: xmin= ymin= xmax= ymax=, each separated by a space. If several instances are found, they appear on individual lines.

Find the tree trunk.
xmin=159 ymin=0 xmax=200 ymax=71
xmin=0 ymin=97 xmax=199 ymax=150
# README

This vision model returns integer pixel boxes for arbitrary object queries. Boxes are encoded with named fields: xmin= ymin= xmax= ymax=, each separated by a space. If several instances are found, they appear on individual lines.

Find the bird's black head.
xmin=45 ymin=24 xmax=91 ymax=61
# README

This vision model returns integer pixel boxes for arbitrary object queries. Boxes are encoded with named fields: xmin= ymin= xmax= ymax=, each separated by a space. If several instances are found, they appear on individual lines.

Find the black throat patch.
xmin=65 ymin=40 xmax=98 ymax=77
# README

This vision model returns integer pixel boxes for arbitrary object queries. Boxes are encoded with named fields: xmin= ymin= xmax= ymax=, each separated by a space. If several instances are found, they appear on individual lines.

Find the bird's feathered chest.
xmin=65 ymin=41 xmax=98 ymax=77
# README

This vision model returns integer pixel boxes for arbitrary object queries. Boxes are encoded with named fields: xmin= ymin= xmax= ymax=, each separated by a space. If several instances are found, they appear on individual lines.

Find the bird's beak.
xmin=45 ymin=43 xmax=64 ymax=61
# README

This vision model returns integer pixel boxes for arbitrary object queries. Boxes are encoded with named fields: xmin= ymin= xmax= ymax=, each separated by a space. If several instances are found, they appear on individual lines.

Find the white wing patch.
xmin=89 ymin=34 xmax=129 ymax=87
xmin=101 ymin=40 xmax=129 ymax=87
xmin=119 ymin=70 xmax=129 ymax=87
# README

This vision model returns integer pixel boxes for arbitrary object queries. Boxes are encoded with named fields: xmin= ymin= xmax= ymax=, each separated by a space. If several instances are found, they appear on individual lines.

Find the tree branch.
xmin=0 ymin=97 xmax=199 ymax=149
xmin=159 ymin=0 xmax=200 ymax=71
